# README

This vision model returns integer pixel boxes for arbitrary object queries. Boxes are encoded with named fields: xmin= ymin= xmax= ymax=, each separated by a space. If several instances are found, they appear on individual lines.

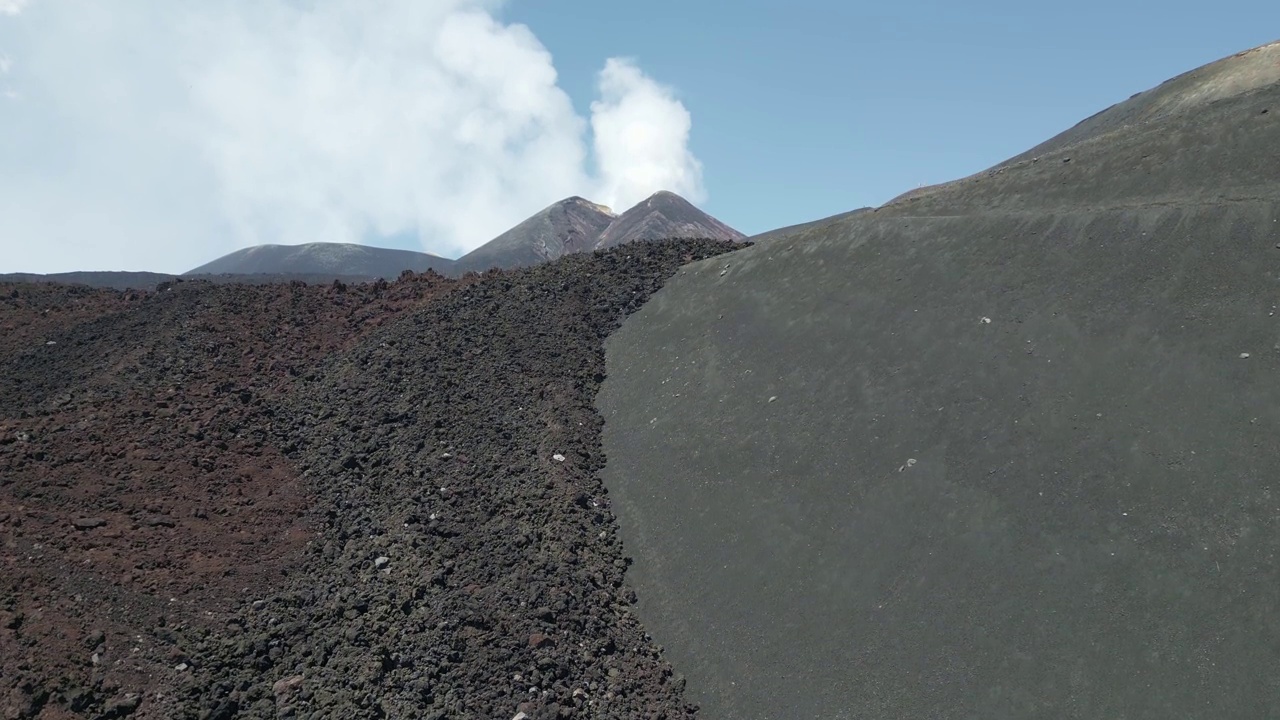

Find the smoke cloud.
xmin=592 ymin=58 xmax=705 ymax=212
xmin=0 ymin=1 xmax=707 ymax=273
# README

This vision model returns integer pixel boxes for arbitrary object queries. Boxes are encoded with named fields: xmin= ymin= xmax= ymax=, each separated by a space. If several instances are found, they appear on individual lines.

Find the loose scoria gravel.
xmin=150 ymin=239 xmax=739 ymax=719
xmin=1 ymin=241 xmax=735 ymax=718
xmin=2 ymin=274 xmax=457 ymax=719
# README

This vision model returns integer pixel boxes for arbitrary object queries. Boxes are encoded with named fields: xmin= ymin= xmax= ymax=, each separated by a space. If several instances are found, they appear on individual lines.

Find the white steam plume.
xmin=0 ymin=0 xmax=29 ymax=17
xmin=0 ymin=1 xmax=707 ymax=273
xmin=592 ymin=58 xmax=705 ymax=211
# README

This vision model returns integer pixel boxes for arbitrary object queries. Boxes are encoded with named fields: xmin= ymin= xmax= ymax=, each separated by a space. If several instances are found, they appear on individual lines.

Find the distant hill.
xmin=0 ymin=271 xmax=390 ymax=291
xmin=456 ymin=191 xmax=745 ymax=273
xmin=21 ymin=192 xmax=743 ymax=285
xmin=0 ymin=271 xmax=176 ymax=290
xmin=186 ymin=272 xmax=386 ymax=286
xmin=185 ymin=242 xmax=454 ymax=279
xmin=594 ymin=191 xmax=745 ymax=250
xmin=454 ymin=197 xmax=617 ymax=274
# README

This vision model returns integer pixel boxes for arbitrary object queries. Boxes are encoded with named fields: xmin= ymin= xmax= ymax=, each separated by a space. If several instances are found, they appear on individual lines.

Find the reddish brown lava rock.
xmin=1 ymin=240 xmax=738 ymax=719
xmin=528 ymin=632 xmax=557 ymax=649
xmin=0 ymin=274 xmax=457 ymax=718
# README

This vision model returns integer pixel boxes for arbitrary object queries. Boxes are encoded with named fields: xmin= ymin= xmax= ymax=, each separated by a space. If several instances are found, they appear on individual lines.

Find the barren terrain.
xmin=1 ymin=239 xmax=738 ymax=719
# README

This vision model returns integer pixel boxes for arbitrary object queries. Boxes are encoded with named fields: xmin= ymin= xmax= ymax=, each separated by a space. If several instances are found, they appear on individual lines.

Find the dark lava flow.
xmin=2 ymin=239 xmax=738 ymax=719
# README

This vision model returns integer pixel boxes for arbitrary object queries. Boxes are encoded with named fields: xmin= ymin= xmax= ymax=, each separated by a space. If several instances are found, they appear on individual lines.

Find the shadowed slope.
xmin=599 ymin=41 xmax=1280 ymax=719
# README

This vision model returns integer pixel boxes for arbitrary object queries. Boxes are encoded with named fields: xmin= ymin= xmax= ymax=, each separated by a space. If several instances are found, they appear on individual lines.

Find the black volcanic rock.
xmin=454 ymin=196 xmax=616 ymax=273
xmin=0 ymin=240 xmax=740 ymax=718
xmin=185 ymin=242 xmax=454 ymax=279
xmin=599 ymin=40 xmax=1280 ymax=719
xmin=593 ymin=190 xmax=745 ymax=250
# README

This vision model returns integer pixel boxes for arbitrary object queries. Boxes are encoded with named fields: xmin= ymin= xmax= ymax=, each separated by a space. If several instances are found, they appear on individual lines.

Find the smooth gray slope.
xmin=884 ymin=40 xmax=1280 ymax=211
xmin=594 ymin=191 xmax=746 ymax=250
xmin=453 ymin=196 xmax=617 ymax=273
xmin=599 ymin=42 xmax=1280 ymax=720
xmin=1000 ymin=39 xmax=1280 ymax=167
xmin=186 ymin=242 xmax=454 ymax=278
xmin=746 ymin=206 xmax=873 ymax=245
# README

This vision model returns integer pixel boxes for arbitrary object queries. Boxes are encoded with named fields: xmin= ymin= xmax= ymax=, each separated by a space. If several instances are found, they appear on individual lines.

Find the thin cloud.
xmin=0 ymin=0 xmax=707 ymax=273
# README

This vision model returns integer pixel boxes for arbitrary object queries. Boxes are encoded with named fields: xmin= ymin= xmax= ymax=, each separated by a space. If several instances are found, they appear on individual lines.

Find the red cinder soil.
xmin=0 ymin=275 xmax=457 ymax=718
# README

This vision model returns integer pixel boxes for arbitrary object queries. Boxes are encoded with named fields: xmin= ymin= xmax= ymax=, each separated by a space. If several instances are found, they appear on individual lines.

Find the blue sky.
xmin=505 ymin=1 xmax=1280 ymax=235
xmin=1 ymin=0 xmax=1277 ymax=272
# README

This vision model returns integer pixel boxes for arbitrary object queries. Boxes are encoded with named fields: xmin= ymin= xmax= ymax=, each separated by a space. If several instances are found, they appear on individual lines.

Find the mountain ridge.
xmin=452 ymin=196 xmax=618 ymax=274
xmin=189 ymin=191 xmax=744 ymax=279
xmin=456 ymin=190 xmax=745 ymax=272
xmin=593 ymin=191 xmax=746 ymax=251
xmin=7 ymin=193 xmax=741 ymax=286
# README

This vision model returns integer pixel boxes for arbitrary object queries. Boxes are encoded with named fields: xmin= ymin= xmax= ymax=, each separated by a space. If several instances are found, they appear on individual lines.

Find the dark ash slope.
xmin=744 ymin=206 xmax=873 ymax=246
xmin=599 ymin=42 xmax=1280 ymax=719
